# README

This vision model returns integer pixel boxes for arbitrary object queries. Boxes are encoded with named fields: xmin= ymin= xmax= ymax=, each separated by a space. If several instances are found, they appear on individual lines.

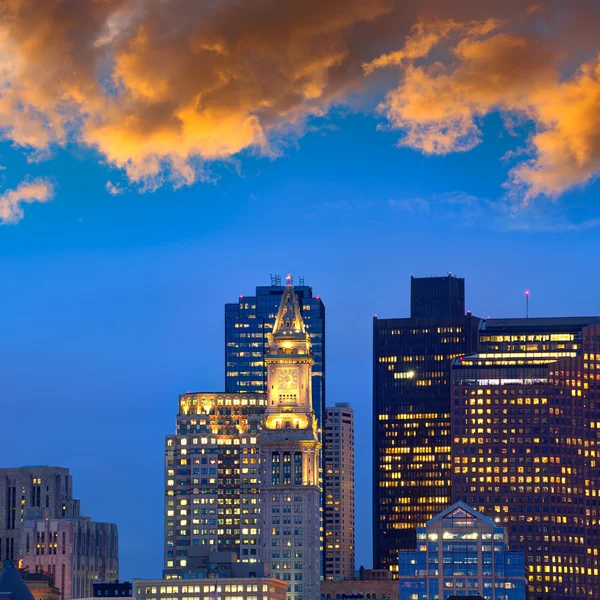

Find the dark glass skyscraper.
xmin=225 ymin=276 xmax=325 ymax=428
xmin=373 ymin=275 xmax=482 ymax=574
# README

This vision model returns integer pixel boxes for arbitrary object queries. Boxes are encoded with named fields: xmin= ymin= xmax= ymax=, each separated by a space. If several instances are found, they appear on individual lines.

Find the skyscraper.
xmin=259 ymin=280 xmax=322 ymax=600
xmin=372 ymin=275 xmax=482 ymax=574
xmin=0 ymin=467 xmax=79 ymax=565
xmin=398 ymin=502 xmax=526 ymax=600
xmin=323 ymin=403 xmax=354 ymax=581
xmin=19 ymin=517 xmax=118 ymax=599
xmin=451 ymin=317 xmax=600 ymax=600
xmin=225 ymin=276 xmax=325 ymax=429
xmin=0 ymin=467 xmax=118 ymax=599
xmin=164 ymin=393 xmax=266 ymax=572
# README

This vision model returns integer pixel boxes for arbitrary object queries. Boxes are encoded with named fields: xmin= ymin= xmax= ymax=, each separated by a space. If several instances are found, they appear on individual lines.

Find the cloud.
xmin=366 ymin=7 xmax=600 ymax=201
xmin=0 ymin=178 xmax=54 ymax=224
xmin=1 ymin=0 xmax=600 ymax=206
xmin=106 ymin=180 xmax=124 ymax=196
xmin=0 ymin=0 xmax=392 ymax=189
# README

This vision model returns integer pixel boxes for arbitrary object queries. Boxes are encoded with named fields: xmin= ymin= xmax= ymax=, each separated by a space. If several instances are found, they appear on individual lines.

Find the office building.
xmin=19 ymin=518 xmax=118 ymax=600
xmin=323 ymin=403 xmax=354 ymax=580
xmin=0 ymin=468 xmax=79 ymax=565
xmin=259 ymin=282 xmax=322 ymax=600
xmin=225 ymin=276 xmax=325 ymax=429
xmin=373 ymin=275 xmax=482 ymax=573
xmin=451 ymin=317 xmax=600 ymax=599
xmin=398 ymin=502 xmax=526 ymax=600
xmin=135 ymin=577 xmax=287 ymax=600
xmin=164 ymin=393 xmax=266 ymax=572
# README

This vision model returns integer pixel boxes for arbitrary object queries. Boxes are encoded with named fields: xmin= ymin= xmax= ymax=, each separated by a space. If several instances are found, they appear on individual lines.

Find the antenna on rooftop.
xmin=299 ymin=277 xmax=305 ymax=286
xmin=525 ymin=290 xmax=530 ymax=319
xmin=270 ymin=274 xmax=281 ymax=286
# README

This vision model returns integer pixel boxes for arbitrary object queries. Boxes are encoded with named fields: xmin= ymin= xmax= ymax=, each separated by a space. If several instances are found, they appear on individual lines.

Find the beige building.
xmin=21 ymin=571 xmax=61 ymax=600
xmin=135 ymin=578 xmax=287 ymax=600
xmin=0 ymin=467 xmax=79 ymax=565
xmin=259 ymin=280 xmax=322 ymax=600
xmin=19 ymin=517 xmax=118 ymax=599
xmin=323 ymin=403 xmax=354 ymax=580
xmin=164 ymin=393 xmax=267 ymax=573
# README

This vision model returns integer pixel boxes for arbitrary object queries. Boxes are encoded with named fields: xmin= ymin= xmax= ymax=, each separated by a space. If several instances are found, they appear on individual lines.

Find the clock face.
xmin=278 ymin=369 xmax=298 ymax=390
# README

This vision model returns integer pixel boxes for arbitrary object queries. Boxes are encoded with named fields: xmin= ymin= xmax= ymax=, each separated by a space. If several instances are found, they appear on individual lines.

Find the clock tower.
xmin=260 ymin=276 xmax=321 ymax=600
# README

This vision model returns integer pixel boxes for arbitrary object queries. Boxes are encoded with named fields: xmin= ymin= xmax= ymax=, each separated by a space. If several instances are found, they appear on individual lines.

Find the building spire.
xmin=271 ymin=277 xmax=307 ymax=340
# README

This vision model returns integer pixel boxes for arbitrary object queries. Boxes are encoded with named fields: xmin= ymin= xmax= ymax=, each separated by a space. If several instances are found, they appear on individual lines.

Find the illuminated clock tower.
xmin=260 ymin=276 xmax=321 ymax=600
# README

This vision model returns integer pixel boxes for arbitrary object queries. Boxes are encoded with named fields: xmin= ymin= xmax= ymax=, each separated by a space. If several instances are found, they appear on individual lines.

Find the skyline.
xmin=3 ymin=0 xmax=600 ymax=589
xmin=3 ymin=262 xmax=599 ymax=581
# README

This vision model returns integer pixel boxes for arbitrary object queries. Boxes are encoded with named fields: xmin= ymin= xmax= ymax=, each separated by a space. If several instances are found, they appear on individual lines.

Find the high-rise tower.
xmin=372 ymin=275 xmax=482 ymax=574
xmin=324 ymin=403 xmax=355 ymax=581
xmin=259 ymin=277 xmax=322 ymax=600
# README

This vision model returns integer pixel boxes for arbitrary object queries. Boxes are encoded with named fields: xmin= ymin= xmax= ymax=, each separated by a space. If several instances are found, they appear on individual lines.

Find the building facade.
xmin=373 ymin=275 xmax=482 ymax=573
xmin=21 ymin=570 xmax=61 ymax=600
xmin=0 ymin=468 xmax=79 ymax=565
xmin=451 ymin=318 xmax=600 ymax=600
xmin=225 ymin=276 xmax=325 ymax=429
xmin=259 ymin=283 xmax=322 ymax=600
xmin=19 ymin=518 xmax=118 ymax=600
xmin=320 ymin=579 xmax=398 ymax=600
xmin=323 ymin=403 xmax=354 ymax=581
xmin=135 ymin=578 xmax=287 ymax=600
xmin=164 ymin=393 xmax=267 ymax=572
xmin=398 ymin=502 xmax=526 ymax=600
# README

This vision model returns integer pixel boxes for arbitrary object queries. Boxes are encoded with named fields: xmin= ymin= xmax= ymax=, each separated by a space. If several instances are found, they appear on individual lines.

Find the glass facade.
xmin=373 ymin=275 xmax=482 ymax=573
xmin=451 ymin=319 xmax=600 ymax=600
xmin=399 ymin=503 xmax=526 ymax=600
xmin=225 ymin=279 xmax=325 ymax=429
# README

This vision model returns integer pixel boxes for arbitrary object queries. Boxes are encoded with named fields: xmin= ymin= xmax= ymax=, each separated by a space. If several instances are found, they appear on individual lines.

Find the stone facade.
xmin=259 ymin=281 xmax=322 ymax=600
xmin=19 ymin=518 xmax=118 ymax=600
xmin=0 ymin=467 xmax=79 ymax=565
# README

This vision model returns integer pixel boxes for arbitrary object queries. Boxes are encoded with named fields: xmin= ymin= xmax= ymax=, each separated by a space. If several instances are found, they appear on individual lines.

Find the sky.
xmin=2 ymin=0 xmax=600 ymax=581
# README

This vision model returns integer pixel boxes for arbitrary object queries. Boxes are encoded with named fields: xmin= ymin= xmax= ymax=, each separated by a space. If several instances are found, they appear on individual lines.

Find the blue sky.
xmin=3 ymin=107 xmax=600 ymax=578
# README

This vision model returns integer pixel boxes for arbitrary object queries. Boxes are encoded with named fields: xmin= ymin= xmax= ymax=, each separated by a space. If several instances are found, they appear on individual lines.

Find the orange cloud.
xmin=367 ymin=10 xmax=600 ymax=200
xmin=1 ymin=0 xmax=600 ymax=204
xmin=0 ymin=0 xmax=392 ymax=187
xmin=0 ymin=178 xmax=54 ymax=224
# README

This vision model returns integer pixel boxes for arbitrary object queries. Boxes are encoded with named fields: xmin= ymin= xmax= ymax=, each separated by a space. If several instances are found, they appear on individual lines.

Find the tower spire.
xmin=271 ymin=277 xmax=307 ymax=340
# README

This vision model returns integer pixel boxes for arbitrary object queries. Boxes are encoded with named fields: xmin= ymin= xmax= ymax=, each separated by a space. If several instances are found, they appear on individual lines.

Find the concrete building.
xmin=323 ymin=404 xmax=354 ymax=580
xmin=164 ymin=393 xmax=267 ymax=572
xmin=135 ymin=577 xmax=287 ymax=600
xmin=0 ymin=468 xmax=79 ymax=565
xmin=19 ymin=518 xmax=118 ymax=600
xmin=452 ymin=317 xmax=600 ymax=600
xmin=398 ymin=502 xmax=526 ymax=600
xmin=259 ymin=279 xmax=322 ymax=600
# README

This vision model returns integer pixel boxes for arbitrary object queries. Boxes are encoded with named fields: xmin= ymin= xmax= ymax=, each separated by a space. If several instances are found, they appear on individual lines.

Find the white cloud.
xmin=105 ymin=180 xmax=124 ymax=196
xmin=0 ymin=178 xmax=54 ymax=224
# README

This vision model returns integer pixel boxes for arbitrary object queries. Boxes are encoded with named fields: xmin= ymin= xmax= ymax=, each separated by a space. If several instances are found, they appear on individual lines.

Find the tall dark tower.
xmin=372 ymin=275 xmax=482 ymax=574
